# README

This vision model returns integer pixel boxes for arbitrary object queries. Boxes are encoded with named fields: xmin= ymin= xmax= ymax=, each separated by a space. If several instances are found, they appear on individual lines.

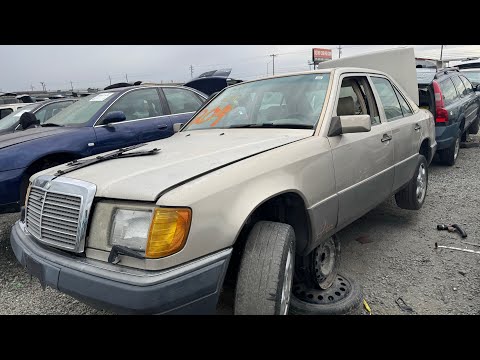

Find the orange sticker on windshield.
xmin=192 ymin=105 xmax=233 ymax=127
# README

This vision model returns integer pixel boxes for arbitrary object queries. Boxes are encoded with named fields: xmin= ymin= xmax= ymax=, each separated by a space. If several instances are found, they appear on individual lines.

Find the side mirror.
xmin=103 ymin=111 xmax=126 ymax=126
xmin=173 ymin=123 xmax=184 ymax=133
xmin=328 ymin=115 xmax=372 ymax=136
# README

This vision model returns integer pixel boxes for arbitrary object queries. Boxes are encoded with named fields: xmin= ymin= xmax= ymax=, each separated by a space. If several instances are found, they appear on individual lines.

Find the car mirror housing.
xmin=103 ymin=111 xmax=126 ymax=126
xmin=328 ymin=115 xmax=372 ymax=136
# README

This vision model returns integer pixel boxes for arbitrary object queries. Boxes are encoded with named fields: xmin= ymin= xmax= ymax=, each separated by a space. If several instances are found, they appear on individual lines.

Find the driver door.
xmin=328 ymin=74 xmax=395 ymax=229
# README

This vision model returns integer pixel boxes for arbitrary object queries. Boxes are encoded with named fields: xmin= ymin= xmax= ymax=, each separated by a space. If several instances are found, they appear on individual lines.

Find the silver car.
xmin=10 ymin=48 xmax=436 ymax=314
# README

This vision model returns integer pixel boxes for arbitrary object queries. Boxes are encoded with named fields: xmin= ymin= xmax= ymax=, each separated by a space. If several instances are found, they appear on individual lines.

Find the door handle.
xmin=157 ymin=124 xmax=168 ymax=130
xmin=381 ymin=134 xmax=392 ymax=143
xmin=414 ymin=124 xmax=421 ymax=131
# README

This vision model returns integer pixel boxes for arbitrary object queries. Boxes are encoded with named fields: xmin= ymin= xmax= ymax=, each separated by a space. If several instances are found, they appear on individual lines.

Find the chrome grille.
xmin=26 ymin=186 xmax=82 ymax=251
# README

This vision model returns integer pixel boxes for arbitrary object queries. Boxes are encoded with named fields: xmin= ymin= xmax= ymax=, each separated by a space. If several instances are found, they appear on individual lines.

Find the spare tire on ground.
xmin=289 ymin=273 xmax=363 ymax=315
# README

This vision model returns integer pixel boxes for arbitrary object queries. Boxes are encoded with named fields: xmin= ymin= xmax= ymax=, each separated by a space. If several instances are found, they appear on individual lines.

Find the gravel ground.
xmin=1 ymin=137 xmax=479 ymax=315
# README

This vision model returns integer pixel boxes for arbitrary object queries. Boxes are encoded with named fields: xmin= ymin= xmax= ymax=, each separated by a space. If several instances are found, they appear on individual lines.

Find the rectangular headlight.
xmin=110 ymin=207 xmax=192 ymax=259
xmin=111 ymin=209 xmax=153 ymax=252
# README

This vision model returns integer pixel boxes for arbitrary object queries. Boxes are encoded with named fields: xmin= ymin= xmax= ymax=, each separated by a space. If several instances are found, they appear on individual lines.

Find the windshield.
xmin=462 ymin=71 xmax=480 ymax=85
xmin=43 ymin=92 xmax=117 ymax=126
xmin=183 ymin=73 xmax=331 ymax=130
xmin=0 ymin=104 xmax=37 ymax=130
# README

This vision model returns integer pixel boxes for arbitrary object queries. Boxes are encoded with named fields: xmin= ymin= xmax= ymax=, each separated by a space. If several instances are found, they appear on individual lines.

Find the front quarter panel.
xmin=156 ymin=136 xmax=336 ymax=266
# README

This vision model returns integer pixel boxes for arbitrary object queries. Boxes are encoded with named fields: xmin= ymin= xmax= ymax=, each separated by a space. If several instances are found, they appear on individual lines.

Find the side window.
xmin=459 ymin=76 xmax=473 ymax=95
xmin=163 ymin=88 xmax=204 ymax=114
xmin=336 ymin=76 xmax=381 ymax=125
xmin=0 ymin=108 xmax=13 ymax=119
xmin=371 ymin=77 xmax=403 ymax=121
xmin=439 ymin=78 xmax=458 ymax=106
xmin=34 ymin=107 xmax=47 ymax=122
xmin=451 ymin=76 xmax=466 ymax=97
xmin=101 ymin=88 xmax=165 ymax=123
xmin=393 ymin=87 xmax=413 ymax=116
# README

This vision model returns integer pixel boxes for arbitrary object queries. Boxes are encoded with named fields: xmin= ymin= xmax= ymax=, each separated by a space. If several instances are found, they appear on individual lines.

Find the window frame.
xmin=459 ymin=75 xmax=474 ymax=95
xmin=369 ymin=75 xmax=405 ymax=122
xmin=392 ymin=85 xmax=414 ymax=118
xmin=450 ymin=75 xmax=467 ymax=98
xmin=333 ymin=73 xmax=383 ymax=126
xmin=94 ymin=87 xmax=167 ymax=127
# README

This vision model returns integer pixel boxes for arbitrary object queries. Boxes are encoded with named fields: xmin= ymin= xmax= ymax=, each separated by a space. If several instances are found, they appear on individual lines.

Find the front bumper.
xmin=10 ymin=220 xmax=231 ymax=314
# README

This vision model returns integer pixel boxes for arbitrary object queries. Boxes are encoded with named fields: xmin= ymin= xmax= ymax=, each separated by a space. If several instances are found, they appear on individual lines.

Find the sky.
xmin=1 ymin=45 xmax=480 ymax=92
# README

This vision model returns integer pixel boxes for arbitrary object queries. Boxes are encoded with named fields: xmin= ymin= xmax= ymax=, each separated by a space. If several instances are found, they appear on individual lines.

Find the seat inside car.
xmin=337 ymin=96 xmax=355 ymax=116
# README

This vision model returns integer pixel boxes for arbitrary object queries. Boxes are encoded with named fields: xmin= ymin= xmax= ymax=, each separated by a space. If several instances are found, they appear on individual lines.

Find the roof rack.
xmin=434 ymin=67 xmax=459 ymax=79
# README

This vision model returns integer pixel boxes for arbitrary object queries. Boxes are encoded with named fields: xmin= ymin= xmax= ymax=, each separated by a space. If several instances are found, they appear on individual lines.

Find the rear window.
xmin=459 ymin=76 xmax=473 ymax=95
xmin=439 ymin=78 xmax=458 ymax=106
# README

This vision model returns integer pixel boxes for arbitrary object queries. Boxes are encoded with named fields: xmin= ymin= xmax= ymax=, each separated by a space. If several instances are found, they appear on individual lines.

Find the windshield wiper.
xmin=53 ymin=143 xmax=160 ymax=178
xmin=41 ymin=123 xmax=64 ymax=127
xmin=229 ymin=123 xmax=314 ymax=129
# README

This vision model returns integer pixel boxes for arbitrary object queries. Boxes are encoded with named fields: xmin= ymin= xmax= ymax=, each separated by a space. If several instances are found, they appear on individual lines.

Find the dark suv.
xmin=417 ymin=67 xmax=480 ymax=165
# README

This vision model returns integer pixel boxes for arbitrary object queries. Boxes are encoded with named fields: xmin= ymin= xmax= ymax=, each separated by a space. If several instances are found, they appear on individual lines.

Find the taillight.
xmin=432 ymin=80 xmax=448 ymax=124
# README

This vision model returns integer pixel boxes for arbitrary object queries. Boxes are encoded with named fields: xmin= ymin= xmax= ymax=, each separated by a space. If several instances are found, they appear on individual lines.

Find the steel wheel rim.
xmin=314 ymin=237 xmax=337 ymax=287
xmin=416 ymin=162 xmax=427 ymax=203
xmin=280 ymin=247 xmax=293 ymax=315
xmin=454 ymin=137 xmax=460 ymax=160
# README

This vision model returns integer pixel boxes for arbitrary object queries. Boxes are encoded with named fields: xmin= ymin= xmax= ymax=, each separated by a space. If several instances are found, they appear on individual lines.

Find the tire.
xmin=439 ymin=131 xmax=460 ymax=166
xmin=296 ymin=235 xmax=340 ymax=290
xmin=290 ymin=274 xmax=363 ymax=315
xmin=234 ymin=221 xmax=295 ymax=315
xmin=469 ymin=118 xmax=479 ymax=135
xmin=395 ymin=154 xmax=428 ymax=210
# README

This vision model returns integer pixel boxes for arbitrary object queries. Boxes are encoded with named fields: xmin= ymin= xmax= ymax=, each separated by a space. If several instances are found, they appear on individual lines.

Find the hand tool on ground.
xmin=437 ymin=224 xmax=467 ymax=238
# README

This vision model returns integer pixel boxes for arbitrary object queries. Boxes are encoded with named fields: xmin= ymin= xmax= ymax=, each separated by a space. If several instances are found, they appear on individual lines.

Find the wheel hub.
xmin=293 ymin=275 xmax=352 ymax=305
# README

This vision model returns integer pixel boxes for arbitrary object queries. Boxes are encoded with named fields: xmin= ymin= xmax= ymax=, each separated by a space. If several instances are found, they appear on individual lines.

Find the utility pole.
xmin=70 ymin=81 xmax=74 ymax=91
xmin=125 ymin=74 xmax=129 ymax=82
xmin=40 ymin=82 xmax=46 ymax=92
xmin=269 ymin=54 xmax=278 ymax=75
xmin=30 ymin=84 xmax=34 ymax=91
xmin=440 ymin=45 xmax=444 ymax=61
xmin=337 ymin=45 xmax=342 ymax=59
xmin=189 ymin=65 xmax=194 ymax=78
xmin=108 ymin=75 xmax=112 ymax=85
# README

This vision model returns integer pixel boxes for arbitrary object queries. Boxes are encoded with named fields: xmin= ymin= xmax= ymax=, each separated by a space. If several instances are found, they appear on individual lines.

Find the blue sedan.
xmin=0 ymin=84 xmax=207 ymax=213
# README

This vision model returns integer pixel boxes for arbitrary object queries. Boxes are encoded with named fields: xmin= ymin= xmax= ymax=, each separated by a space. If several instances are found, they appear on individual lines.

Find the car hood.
xmin=42 ymin=129 xmax=312 ymax=202
xmin=0 ymin=126 xmax=78 ymax=150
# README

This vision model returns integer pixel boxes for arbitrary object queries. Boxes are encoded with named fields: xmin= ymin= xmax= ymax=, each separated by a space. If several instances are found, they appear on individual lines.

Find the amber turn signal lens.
xmin=145 ymin=207 xmax=192 ymax=258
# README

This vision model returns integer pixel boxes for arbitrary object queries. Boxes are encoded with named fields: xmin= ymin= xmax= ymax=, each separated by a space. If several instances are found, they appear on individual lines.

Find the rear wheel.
xmin=234 ymin=221 xmax=295 ymax=315
xmin=439 ymin=132 xmax=460 ymax=166
xmin=395 ymin=154 xmax=428 ymax=210
xmin=469 ymin=118 xmax=479 ymax=134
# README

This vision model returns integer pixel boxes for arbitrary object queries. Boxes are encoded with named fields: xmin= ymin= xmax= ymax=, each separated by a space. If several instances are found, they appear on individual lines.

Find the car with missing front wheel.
xmin=11 ymin=48 xmax=436 ymax=314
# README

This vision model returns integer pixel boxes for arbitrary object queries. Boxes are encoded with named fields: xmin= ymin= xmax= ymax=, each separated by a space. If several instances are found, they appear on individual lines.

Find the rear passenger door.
xmin=328 ymin=74 xmax=394 ymax=229
xmin=370 ymin=76 xmax=421 ymax=191
xmin=458 ymin=75 xmax=479 ymax=129
xmin=94 ymin=88 xmax=171 ymax=153
xmin=161 ymin=87 xmax=205 ymax=125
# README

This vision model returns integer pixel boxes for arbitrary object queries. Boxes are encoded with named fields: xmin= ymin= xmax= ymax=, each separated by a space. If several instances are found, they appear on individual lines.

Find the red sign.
xmin=313 ymin=48 xmax=332 ymax=63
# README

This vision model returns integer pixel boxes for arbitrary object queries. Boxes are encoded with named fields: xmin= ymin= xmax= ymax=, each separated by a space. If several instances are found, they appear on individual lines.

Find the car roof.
xmin=98 ymin=84 xmax=208 ymax=98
